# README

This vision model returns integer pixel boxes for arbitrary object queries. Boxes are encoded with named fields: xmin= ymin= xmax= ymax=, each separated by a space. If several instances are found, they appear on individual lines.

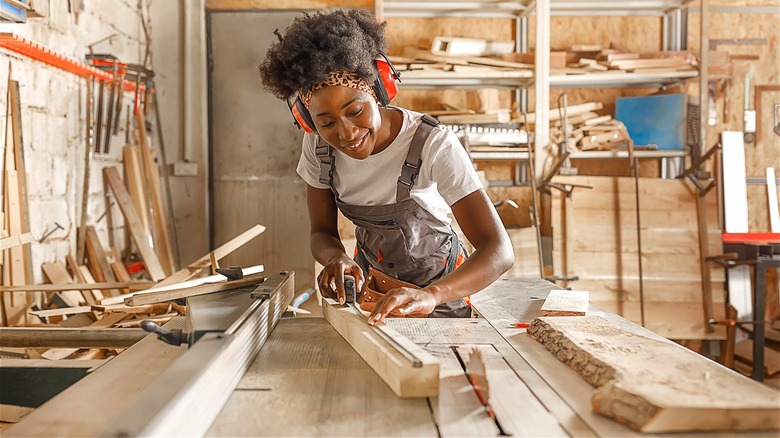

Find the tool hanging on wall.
xmin=743 ymin=73 xmax=756 ymax=144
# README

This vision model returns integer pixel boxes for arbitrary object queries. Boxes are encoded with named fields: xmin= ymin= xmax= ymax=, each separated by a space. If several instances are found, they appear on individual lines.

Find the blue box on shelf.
xmin=615 ymin=93 xmax=686 ymax=150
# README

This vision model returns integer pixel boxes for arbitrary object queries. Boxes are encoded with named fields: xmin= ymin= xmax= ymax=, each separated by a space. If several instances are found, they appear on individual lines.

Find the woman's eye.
xmin=319 ymin=122 xmax=334 ymax=128
xmin=349 ymin=107 xmax=363 ymax=117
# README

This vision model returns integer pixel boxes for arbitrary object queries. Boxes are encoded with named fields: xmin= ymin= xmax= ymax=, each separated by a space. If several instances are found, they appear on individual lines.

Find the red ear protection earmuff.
xmin=289 ymin=52 xmax=401 ymax=134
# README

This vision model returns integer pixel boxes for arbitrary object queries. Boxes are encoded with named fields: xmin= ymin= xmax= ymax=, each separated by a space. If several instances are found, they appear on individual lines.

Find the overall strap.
xmin=315 ymin=136 xmax=340 ymax=199
xmin=397 ymin=114 xmax=440 ymax=202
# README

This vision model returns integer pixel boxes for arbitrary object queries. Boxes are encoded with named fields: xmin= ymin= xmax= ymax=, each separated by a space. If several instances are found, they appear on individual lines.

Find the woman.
xmin=258 ymin=9 xmax=513 ymax=324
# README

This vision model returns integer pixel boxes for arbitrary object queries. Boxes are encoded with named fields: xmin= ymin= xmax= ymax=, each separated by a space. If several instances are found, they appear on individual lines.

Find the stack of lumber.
xmin=559 ymin=44 xmax=698 ymax=75
xmin=550 ymin=175 xmax=726 ymax=340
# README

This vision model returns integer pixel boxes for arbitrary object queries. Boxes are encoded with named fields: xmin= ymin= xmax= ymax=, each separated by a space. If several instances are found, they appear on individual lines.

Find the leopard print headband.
xmin=299 ymin=71 xmax=377 ymax=108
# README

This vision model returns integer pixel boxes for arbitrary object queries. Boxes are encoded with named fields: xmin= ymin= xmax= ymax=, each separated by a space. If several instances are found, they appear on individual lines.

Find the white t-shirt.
xmin=296 ymin=107 xmax=483 ymax=225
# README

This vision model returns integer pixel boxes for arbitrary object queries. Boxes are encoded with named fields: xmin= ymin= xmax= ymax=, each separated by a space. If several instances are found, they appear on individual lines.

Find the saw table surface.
xmin=207 ymin=278 xmax=775 ymax=437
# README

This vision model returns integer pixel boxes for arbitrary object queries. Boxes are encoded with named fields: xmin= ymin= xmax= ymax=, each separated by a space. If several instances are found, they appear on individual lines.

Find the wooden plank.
xmin=122 ymin=145 xmax=151 ymax=236
xmin=768 ymin=167 xmax=780 ymax=232
xmin=528 ymin=316 xmax=780 ymax=433
xmin=0 ymin=404 xmax=34 ymax=423
xmin=102 ymin=166 xmax=166 ymax=281
xmin=0 ymin=328 xmax=145 ymax=348
xmin=721 ymin=131 xmax=749 ymax=233
xmin=427 ymin=344 xmax=499 ymax=437
xmin=29 ymin=306 xmax=93 ymax=318
xmin=101 ymin=264 xmax=264 ymax=306
xmin=78 ymin=266 xmax=108 ymax=303
xmin=457 ymin=345 xmax=569 ymax=437
xmin=110 ymin=248 xmax=131 ymax=283
xmin=539 ymin=289 xmax=589 ymax=316
xmin=0 ymin=281 xmax=151 ymax=293
xmin=322 ymin=299 xmax=439 ymax=398
xmin=66 ymin=255 xmax=97 ymax=306
xmin=84 ymin=225 xmax=118 ymax=297
xmin=124 ymin=271 xmax=266 ymax=306
xmin=153 ymin=224 xmax=266 ymax=288
xmin=136 ymin=112 xmax=175 ymax=276
xmin=0 ymin=232 xmax=31 ymax=250
xmin=3 ymin=169 xmax=27 ymax=325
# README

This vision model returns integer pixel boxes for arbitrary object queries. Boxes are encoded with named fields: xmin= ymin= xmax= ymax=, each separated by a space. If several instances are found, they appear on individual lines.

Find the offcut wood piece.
xmin=65 ymin=255 xmax=97 ymax=306
xmin=78 ymin=266 xmax=108 ymax=304
xmin=528 ymin=316 xmax=780 ymax=433
xmin=101 ymin=263 xmax=264 ymax=306
xmin=539 ymin=289 xmax=589 ymax=316
xmin=109 ymin=247 xmax=131 ymax=283
xmin=431 ymin=36 xmax=514 ymax=57
xmin=102 ymin=166 xmax=166 ymax=281
xmin=525 ymin=102 xmax=603 ymax=123
xmin=322 ymin=298 xmax=439 ymax=398
xmin=123 ymin=268 xmax=266 ymax=306
xmin=84 ymin=226 xmax=118 ymax=297
xmin=152 ymin=224 xmax=266 ymax=288
xmin=136 ymin=112 xmax=175 ymax=276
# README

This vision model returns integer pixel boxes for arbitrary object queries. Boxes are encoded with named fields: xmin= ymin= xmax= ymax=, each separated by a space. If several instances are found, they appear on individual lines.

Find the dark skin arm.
xmin=307 ymin=185 xmax=366 ymax=305
xmin=366 ymin=189 xmax=514 ymax=324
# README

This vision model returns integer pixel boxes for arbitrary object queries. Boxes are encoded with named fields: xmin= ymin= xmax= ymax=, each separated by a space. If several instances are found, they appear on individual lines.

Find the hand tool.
xmin=94 ymin=80 xmax=105 ymax=153
xmin=343 ymin=274 xmax=423 ymax=367
xmin=103 ymin=70 xmax=116 ymax=153
xmin=215 ymin=266 xmax=243 ymax=281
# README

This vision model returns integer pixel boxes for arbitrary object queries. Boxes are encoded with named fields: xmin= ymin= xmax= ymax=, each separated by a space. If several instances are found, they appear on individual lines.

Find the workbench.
xmin=207 ymin=278 xmax=774 ymax=437
xmin=5 ymin=277 xmax=777 ymax=437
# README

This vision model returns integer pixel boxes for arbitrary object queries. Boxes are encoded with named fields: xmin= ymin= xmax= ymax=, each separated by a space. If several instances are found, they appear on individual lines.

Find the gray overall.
xmin=316 ymin=113 xmax=471 ymax=318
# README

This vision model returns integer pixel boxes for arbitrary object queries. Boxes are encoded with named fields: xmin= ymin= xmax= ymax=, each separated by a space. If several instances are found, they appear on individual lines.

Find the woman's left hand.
xmin=366 ymin=287 xmax=438 ymax=325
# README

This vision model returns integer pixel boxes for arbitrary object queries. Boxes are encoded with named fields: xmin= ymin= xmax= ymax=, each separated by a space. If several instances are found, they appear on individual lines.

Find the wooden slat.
xmin=3 ymin=170 xmax=27 ymax=326
xmin=100 ymin=264 xmax=264 ymax=306
xmin=153 ymin=224 xmax=266 ymax=288
xmin=322 ymin=299 xmax=439 ymax=398
xmin=122 ymin=145 xmax=151 ymax=236
xmin=136 ymin=112 xmax=175 ymax=276
xmin=123 ymin=272 xmax=266 ymax=306
xmin=0 ymin=232 xmax=32 ymax=250
xmin=102 ymin=166 xmax=166 ymax=281
xmin=529 ymin=316 xmax=780 ymax=433
xmin=66 ymin=255 xmax=97 ymax=306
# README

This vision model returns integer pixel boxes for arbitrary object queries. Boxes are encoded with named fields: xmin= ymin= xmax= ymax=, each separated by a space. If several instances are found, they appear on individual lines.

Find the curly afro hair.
xmin=258 ymin=9 xmax=389 ymax=101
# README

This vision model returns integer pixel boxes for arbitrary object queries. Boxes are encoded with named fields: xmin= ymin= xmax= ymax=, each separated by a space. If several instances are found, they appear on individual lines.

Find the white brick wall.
xmin=1 ymin=0 xmax=147 ymax=283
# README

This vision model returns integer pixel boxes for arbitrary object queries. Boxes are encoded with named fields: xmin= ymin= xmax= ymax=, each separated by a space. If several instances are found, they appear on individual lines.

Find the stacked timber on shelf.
xmin=510 ymin=44 xmax=698 ymax=76
xmin=550 ymin=175 xmax=725 ymax=340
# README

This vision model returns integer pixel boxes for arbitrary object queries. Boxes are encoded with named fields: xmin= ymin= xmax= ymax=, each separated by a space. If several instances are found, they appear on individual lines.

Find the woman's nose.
xmin=338 ymin=120 xmax=359 ymax=140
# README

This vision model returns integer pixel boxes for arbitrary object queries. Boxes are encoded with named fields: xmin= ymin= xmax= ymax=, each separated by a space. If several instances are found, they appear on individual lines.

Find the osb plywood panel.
xmin=688 ymin=10 xmax=779 ymax=231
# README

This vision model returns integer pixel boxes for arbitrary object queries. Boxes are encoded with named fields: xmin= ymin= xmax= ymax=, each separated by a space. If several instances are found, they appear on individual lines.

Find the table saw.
xmin=4 ymin=275 xmax=778 ymax=437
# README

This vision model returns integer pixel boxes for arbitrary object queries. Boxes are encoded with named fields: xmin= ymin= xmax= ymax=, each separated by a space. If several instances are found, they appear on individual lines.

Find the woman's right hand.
xmin=317 ymin=255 xmax=365 ymax=305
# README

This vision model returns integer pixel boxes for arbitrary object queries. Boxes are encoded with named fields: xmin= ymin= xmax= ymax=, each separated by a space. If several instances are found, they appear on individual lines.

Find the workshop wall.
xmin=0 ymin=0 xmax=148 ymax=283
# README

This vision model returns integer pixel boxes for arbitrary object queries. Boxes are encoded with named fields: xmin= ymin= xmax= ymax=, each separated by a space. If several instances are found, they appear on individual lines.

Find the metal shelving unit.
xmin=378 ymin=0 xmax=702 ymax=169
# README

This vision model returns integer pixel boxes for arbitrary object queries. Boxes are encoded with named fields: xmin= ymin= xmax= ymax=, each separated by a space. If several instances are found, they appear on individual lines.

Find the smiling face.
xmin=307 ymin=85 xmax=387 ymax=160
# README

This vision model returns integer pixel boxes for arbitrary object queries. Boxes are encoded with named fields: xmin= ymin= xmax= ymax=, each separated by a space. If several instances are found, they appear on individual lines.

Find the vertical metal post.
xmin=698 ymin=0 xmax=710 ymax=161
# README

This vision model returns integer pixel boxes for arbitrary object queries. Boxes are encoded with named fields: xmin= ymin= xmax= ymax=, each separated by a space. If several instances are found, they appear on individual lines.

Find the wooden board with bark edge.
xmin=528 ymin=315 xmax=780 ymax=433
xmin=321 ymin=298 xmax=439 ymax=398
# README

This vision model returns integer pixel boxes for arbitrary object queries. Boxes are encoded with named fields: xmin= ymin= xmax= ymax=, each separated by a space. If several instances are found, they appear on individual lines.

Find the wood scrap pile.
xmin=0 ymin=74 xmax=268 ymax=361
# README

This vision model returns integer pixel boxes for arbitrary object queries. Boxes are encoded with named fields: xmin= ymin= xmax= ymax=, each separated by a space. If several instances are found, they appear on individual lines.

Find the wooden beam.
xmin=322 ymin=299 xmax=439 ymax=398
xmin=0 ymin=281 xmax=153 ymax=292
xmin=0 ymin=327 xmax=146 ymax=348
xmin=84 ymin=225 xmax=118 ymax=297
xmin=0 ymin=232 xmax=31 ymax=250
xmin=529 ymin=316 xmax=780 ymax=433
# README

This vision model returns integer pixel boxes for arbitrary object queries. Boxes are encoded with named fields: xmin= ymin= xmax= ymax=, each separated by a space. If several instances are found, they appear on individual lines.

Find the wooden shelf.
xmin=569 ymin=149 xmax=689 ymax=159
xmin=399 ymin=69 xmax=533 ymax=89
